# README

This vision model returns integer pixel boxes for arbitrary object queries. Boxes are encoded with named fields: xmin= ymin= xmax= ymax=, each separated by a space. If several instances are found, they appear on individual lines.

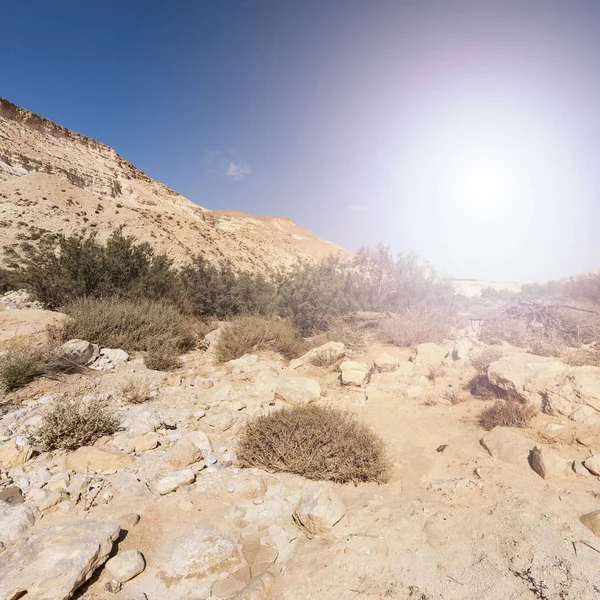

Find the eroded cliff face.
xmin=0 ymin=97 xmax=342 ymax=270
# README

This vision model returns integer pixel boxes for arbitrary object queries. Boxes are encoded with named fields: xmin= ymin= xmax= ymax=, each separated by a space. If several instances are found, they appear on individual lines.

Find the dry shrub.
xmin=120 ymin=377 xmax=152 ymax=404
xmin=468 ymin=373 xmax=501 ymax=400
xmin=480 ymin=317 xmax=529 ymax=347
xmin=562 ymin=349 xmax=600 ymax=367
xmin=309 ymin=317 xmax=366 ymax=352
xmin=478 ymin=400 xmax=538 ymax=431
xmin=445 ymin=390 xmax=468 ymax=405
xmin=471 ymin=347 xmax=503 ymax=373
xmin=529 ymin=338 xmax=564 ymax=358
xmin=426 ymin=364 xmax=445 ymax=382
xmin=144 ymin=343 xmax=181 ymax=371
xmin=0 ymin=343 xmax=83 ymax=392
xmin=216 ymin=315 xmax=306 ymax=362
xmin=308 ymin=347 xmax=340 ymax=367
xmin=378 ymin=307 xmax=452 ymax=347
xmin=30 ymin=395 xmax=120 ymax=451
xmin=60 ymin=297 xmax=196 ymax=354
xmin=237 ymin=405 xmax=390 ymax=484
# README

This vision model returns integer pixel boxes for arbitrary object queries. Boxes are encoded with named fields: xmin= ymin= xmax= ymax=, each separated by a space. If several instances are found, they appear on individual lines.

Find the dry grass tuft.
xmin=529 ymin=338 xmax=564 ymax=358
xmin=237 ymin=405 xmax=391 ymax=484
xmin=478 ymin=400 xmax=538 ymax=431
xmin=426 ymin=363 xmax=445 ymax=382
xmin=309 ymin=317 xmax=366 ymax=352
xmin=120 ymin=377 xmax=152 ymax=404
xmin=471 ymin=347 xmax=503 ymax=373
xmin=216 ymin=315 xmax=306 ymax=362
xmin=445 ymin=390 xmax=469 ymax=405
xmin=562 ymin=349 xmax=600 ymax=367
xmin=480 ymin=317 xmax=529 ymax=347
xmin=378 ymin=307 xmax=452 ymax=348
xmin=30 ymin=395 xmax=120 ymax=451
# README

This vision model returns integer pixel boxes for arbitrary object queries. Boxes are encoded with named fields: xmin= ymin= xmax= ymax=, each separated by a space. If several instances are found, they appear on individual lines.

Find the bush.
xmin=215 ymin=315 xmax=306 ymax=362
xmin=0 ymin=268 xmax=21 ymax=293
xmin=529 ymin=338 xmax=563 ymax=358
xmin=59 ymin=297 xmax=196 ymax=354
xmin=471 ymin=347 xmax=503 ymax=373
xmin=120 ymin=377 xmax=152 ymax=404
xmin=377 ymin=307 xmax=452 ymax=347
xmin=237 ymin=405 xmax=390 ymax=484
xmin=30 ymin=395 xmax=120 ymax=451
xmin=480 ymin=317 xmax=529 ymax=346
xmin=145 ymin=343 xmax=181 ymax=371
xmin=308 ymin=317 xmax=366 ymax=352
xmin=479 ymin=400 xmax=538 ymax=430
xmin=0 ymin=344 xmax=83 ymax=392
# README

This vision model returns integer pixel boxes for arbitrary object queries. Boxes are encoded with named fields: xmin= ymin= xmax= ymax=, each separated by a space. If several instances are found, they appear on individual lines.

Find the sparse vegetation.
xmin=120 ymin=377 xmax=152 ymax=404
xmin=237 ymin=405 xmax=390 ymax=484
xmin=145 ymin=343 xmax=182 ymax=371
xmin=471 ymin=347 xmax=503 ymax=373
xmin=426 ymin=363 xmax=445 ymax=381
xmin=479 ymin=400 xmax=538 ymax=430
xmin=30 ymin=395 xmax=120 ymax=451
xmin=215 ymin=315 xmax=306 ymax=362
xmin=377 ymin=307 xmax=452 ymax=347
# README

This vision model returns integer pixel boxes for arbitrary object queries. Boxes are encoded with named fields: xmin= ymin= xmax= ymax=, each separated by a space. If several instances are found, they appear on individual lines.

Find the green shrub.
xmin=216 ymin=315 xmax=305 ymax=362
xmin=377 ymin=307 xmax=452 ymax=347
xmin=237 ymin=405 xmax=390 ymax=484
xmin=30 ymin=395 xmax=120 ymax=451
xmin=59 ymin=297 xmax=196 ymax=354
xmin=0 ymin=268 xmax=21 ymax=293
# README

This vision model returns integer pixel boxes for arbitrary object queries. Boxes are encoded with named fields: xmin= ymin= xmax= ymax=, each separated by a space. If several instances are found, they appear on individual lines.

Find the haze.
xmin=2 ymin=0 xmax=600 ymax=282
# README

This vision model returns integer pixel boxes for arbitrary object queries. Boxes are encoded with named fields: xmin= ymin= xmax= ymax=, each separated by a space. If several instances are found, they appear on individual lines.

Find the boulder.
xmin=100 ymin=348 xmax=129 ymax=363
xmin=158 ymin=528 xmax=241 ymax=582
xmin=66 ymin=447 xmax=134 ymax=472
xmin=275 ymin=375 xmax=321 ymax=405
xmin=293 ymin=484 xmax=346 ymax=538
xmin=583 ymin=455 xmax=600 ymax=476
xmin=0 ymin=439 xmax=33 ymax=467
xmin=0 ymin=501 xmax=39 ymax=547
xmin=0 ymin=309 xmax=67 ymax=347
xmin=529 ymin=445 xmax=571 ymax=479
xmin=410 ymin=343 xmax=450 ymax=365
xmin=580 ymin=511 xmax=600 ymax=537
xmin=56 ymin=339 xmax=99 ymax=366
xmin=299 ymin=342 xmax=346 ymax=366
xmin=480 ymin=426 xmax=535 ymax=466
xmin=156 ymin=468 xmax=195 ymax=495
xmin=165 ymin=438 xmax=204 ymax=468
xmin=339 ymin=361 xmax=371 ymax=386
xmin=374 ymin=352 xmax=399 ymax=373
xmin=0 ymin=520 xmax=120 ymax=600
xmin=105 ymin=549 xmax=146 ymax=583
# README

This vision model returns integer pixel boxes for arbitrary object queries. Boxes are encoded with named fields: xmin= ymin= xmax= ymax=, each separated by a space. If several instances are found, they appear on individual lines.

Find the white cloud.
xmin=226 ymin=161 xmax=251 ymax=181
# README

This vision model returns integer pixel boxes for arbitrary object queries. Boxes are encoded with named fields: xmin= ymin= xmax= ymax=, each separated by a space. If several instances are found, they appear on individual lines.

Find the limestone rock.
xmin=235 ymin=573 xmax=276 ymax=600
xmin=165 ymin=438 xmax=204 ymax=468
xmin=410 ymin=343 xmax=450 ymax=365
xmin=57 ymin=339 xmax=99 ymax=366
xmin=158 ymin=527 xmax=241 ymax=582
xmin=125 ymin=432 xmax=159 ymax=453
xmin=339 ymin=361 xmax=371 ymax=386
xmin=205 ymin=410 xmax=238 ymax=432
xmin=105 ymin=550 xmax=146 ymax=583
xmin=0 ymin=519 xmax=120 ymax=600
xmin=480 ymin=426 xmax=535 ymax=466
xmin=569 ymin=405 xmax=600 ymax=426
xmin=26 ymin=487 xmax=62 ymax=511
xmin=101 ymin=348 xmax=129 ymax=363
xmin=573 ymin=460 xmax=591 ymax=476
xmin=293 ymin=484 xmax=346 ymax=538
xmin=374 ymin=352 xmax=399 ymax=373
xmin=186 ymin=430 xmax=213 ymax=454
xmin=66 ymin=446 xmax=134 ymax=472
xmin=300 ymin=342 xmax=346 ymax=366
xmin=0 ymin=308 xmax=67 ymax=346
xmin=0 ymin=439 xmax=33 ymax=467
xmin=580 ymin=511 xmax=600 ymax=537
xmin=583 ymin=455 xmax=600 ymax=476
xmin=0 ymin=501 xmax=39 ymax=547
xmin=530 ymin=445 xmax=571 ymax=479
xmin=275 ymin=375 xmax=321 ymax=405
xmin=156 ymin=468 xmax=195 ymax=494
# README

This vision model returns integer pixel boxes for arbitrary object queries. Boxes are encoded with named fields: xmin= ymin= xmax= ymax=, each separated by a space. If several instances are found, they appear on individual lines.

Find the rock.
xmin=573 ymin=460 xmax=591 ymax=476
xmin=580 ymin=511 xmax=600 ymax=537
xmin=410 ymin=343 xmax=450 ymax=365
xmin=105 ymin=550 xmax=146 ymax=583
xmin=107 ymin=471 xmax=151 ymax=497
xmin=202 ymin=326 xmax=224 ymax=349
xmin=156 ymin=468 xmax=195 ymax=494
xmin=480 ymin=427 xmax=535 ymax=466
xmin=530 ymin=445 xmax=571 ymax=479
xmin=569 ymin=405 xmax=600 ymax=426
xmin=293 ymin=484 xmax=346 ymax=538
xmin=101 ymin=348 xmax=129 ymax=363
xmin=186 ymin=430 xmax=213 ymax=454
xmin=235 ymin=572 xmax=276 ymax=600
xmin=0 ymin=308 xmax=67 ymax=346
xmin=66 ymin=447 xmax=134 ymax=472
xmin=339 ymin=361 xmax=371 ymax=386
xmin=0 ymin=520 xmax=120 ymax=600
xmin=0 ymin=485 xmax=24 ymax=504
xmin=374 ymin=352 xmax=399 ymax=373
xmin=118 ymin=512 xmax=141 ymax=529
xmin=0 ymin=439 xmax=33 ymax=467
xmin=26 ymin=487 xmax=62 ymax=511
xmin=57 ymin=339 xmax=99 ymax=366
xmin=125 ymin=432 xmax=159 ymax=453
xmin=275 ymin=375 xmax=321 ymax=405
xmin=545 ymin=423 xmax=564 ymax=431
xmin=488 ymin=353 xmax=600 ymax=416
xmin=0 ymin=501 xmax=39 ymax=547
xmin=583 ymin=455 xmax=600 ymax=476
xmin=165 ymin=438 xmax=204 ymax=468
xmin=299 ymin=342 xmax=346 ymax=366
xmin=158 ymin=528 xmax=241 ymax=582
xmin=205 ymin=410 xmax=238 ymax=432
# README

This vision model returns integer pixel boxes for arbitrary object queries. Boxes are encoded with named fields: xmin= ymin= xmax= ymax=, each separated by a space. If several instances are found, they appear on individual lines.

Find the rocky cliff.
xmin=0 ymin=97 xmax=341 ymax=270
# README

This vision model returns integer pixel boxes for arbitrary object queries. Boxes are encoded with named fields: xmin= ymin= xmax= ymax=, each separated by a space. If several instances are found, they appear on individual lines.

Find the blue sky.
xmin=3 ymin=0 xmax=600 ymax=282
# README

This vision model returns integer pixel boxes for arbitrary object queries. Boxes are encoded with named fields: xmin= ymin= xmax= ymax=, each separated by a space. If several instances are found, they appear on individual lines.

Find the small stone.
xmin=105 ymin=580 xmax=122 ymax=593
xmin=580 ymin=511 xmax=600 ymax=537
xmin=165 ymin=438 xmax=204 ymax=468
xmin=105 ymin=550 xmax=146 ymax=583
xmin=374 ymin=352 xmax=399 ymax=373
xmin=573 ymin=461 xmax=591 ymax=476
xmin=0 ymin=439 xmax=33 ymax=468
xmin=118 ymin=513 xmax=140 ymax=530
xmin=583 ymin=455 xmax=600 ymax=476
xmin=530 ymin=445 xmax=571 ymax=480
xmin=156 ymin=469 xmax=195 ymax=495
xmin=293 ymin=484 xmax=346 ymax=538
xmin=545 ymin=423 xmax=564 ymax=432
xmin=57 ymin=339 xmax=99 ymax=366
xmin=275 ymin=375 xmax=321 ymax=405
xmin=125 ymin=433 xmax=159 ymax=453
xmin=340 ymin=361 xmax=371 ymax=386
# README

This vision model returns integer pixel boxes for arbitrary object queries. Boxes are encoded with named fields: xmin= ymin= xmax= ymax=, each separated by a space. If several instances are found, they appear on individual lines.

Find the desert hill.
xmin=0 ymin=97 xmax=341 ymax=270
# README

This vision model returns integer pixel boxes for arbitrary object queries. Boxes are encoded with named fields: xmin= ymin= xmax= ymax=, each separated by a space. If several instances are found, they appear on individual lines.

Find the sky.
xmin=2 ymin=0 xmax=600 ymax=282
